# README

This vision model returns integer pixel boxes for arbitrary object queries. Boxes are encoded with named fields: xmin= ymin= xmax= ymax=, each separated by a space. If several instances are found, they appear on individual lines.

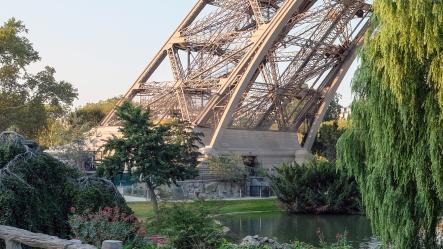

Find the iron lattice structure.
xmin=102 ymin=0 xmax=371 ymax=152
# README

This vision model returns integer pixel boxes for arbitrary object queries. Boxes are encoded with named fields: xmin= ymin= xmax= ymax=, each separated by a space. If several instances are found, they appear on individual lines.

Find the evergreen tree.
xmin=99 ymin=102 xmax=202 ymax=220
xmin=337 ymin=1 xmax=443 ymax=247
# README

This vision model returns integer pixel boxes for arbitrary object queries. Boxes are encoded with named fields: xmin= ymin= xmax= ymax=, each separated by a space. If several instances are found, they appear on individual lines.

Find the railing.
xmin=0 ymin=225 xmax=122 ymax=249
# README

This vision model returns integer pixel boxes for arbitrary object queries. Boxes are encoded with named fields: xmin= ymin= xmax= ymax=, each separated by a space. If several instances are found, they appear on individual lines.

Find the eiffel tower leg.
xmin=208 ymin=0 xmax=308 ymax=149
xmin=303 ymin=22 xmax=369 ymax=151
xmin=101 ymin=0 xmax=206 ymax=126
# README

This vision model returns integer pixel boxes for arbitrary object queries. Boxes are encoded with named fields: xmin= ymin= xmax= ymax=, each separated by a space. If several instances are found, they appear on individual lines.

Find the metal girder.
xmin=101 ymin=0 xmax=372 ymax=154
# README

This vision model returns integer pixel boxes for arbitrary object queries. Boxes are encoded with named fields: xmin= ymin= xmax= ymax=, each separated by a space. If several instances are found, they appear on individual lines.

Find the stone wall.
xmin=158 ymin=180 xmax=246 ymax=200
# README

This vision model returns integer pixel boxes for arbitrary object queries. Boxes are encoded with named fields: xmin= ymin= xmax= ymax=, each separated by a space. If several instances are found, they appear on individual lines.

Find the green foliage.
xmin=0 ymin=18 xmax=78 ymax=141
xmin=98 ymin=101 xmax=202 ymax=217
xmin=270 ymin=160 xmax=361 ymax=214
xmin=336 ymin=0 xmax=443 ymax=247
xmin=218 ymin=235 xmax=351 ymax=249
xmin=0 ymin=132 xmax=79 ymax=238
xmin=323 ymin=94 xmax=343 ymax=122
xmin=312 ymin=120 xmax=348 ymax=163
xmin=0 ymin=132 xmax=132 ymax=241
xmin=70 ymin=207 xmax=148 ymax=247
xmin=218 ymin=244 xmax=272 ymax=249
xmin=73 ymin=177 xmax=132 ymax=215
xmin=69 ymin=97 xmax=121 ymax=129
xmin=154 ymin=203 xmax=224 ymax=249
xmin=36 ymin=97 xmax=120 ymax=148
xmin=206 ymin=154 xmax=248 ymax=181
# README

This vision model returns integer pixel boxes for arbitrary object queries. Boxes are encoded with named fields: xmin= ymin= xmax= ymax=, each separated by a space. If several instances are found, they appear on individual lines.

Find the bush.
xmin=0 ymin=132 xmax=133 ymax=242
xmin=218 ymin=235 xmax=351 ymax=249
xmin=154 ymin=202 xmax=224 ymax=249
xmin=74 ymin=176 xmax=132 ymax=215
xmin=206 ymin=154 xmax=248 ymax=181
xmin=0 ymin=132 xmax=79 ymax=238
xmin=70 ymin=207 xmax=148 ymax=247
xmin=270 ymin=160 xmax=361 ymax=214
xmin=218 ymin=244 xmax=272 ymax=249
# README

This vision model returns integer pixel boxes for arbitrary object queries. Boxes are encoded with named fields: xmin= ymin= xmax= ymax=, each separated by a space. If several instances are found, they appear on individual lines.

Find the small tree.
xmin=206 ymin=154 xmax=248 ymax=181
xmin=99 ymin=102 xmax=202 ymax=220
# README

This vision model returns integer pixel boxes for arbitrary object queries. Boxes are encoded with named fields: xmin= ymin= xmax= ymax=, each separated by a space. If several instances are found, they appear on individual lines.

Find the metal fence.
xmin=112 ymin=170 xmax=276 ymax=199
xmin=249 ymin=186 xmax=274 ymax=197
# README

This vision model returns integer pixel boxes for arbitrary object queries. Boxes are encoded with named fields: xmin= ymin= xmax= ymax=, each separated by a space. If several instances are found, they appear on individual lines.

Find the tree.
xmin=323 ymin=94 xmax=343 ymax=121
xmin=68 ymin=96 xmax=121 ymax=129
xmin=38 ymin=97 xmax=121 ymax=149
xmin=337 ymin=1 xmax=443 ymax=247
xmin=0 ymin=18 xmax=78 ymax=140
xmin=312 ymin=120 xmax=348 ymax=162
xmin=99 ymin=101 xmax=202 ymax=220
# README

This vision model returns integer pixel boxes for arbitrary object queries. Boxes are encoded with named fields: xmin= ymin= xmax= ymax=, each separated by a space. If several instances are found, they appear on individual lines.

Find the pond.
xmin=219 ymin=212 xmax=381 ymax=249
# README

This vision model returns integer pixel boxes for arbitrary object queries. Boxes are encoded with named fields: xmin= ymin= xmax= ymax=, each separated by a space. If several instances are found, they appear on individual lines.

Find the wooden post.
xmin=101 ymin=240 xmax=122 ymax=249
xmin=5 ymin=240 xmax=22 ymax=249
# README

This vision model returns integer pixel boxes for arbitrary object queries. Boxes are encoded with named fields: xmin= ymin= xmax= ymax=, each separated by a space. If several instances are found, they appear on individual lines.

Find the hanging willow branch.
xmin=337 ymin=1 xmax=443 ymax=248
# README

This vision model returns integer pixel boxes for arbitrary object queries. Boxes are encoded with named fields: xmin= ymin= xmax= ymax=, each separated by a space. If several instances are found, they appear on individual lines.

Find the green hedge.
xmin=270 ymin=160 xmax=362 ymax=214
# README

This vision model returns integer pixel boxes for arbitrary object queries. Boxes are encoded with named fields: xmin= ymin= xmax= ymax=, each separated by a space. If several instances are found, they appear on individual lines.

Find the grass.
xmin=128 ymin=198 xmax=280 ymax=218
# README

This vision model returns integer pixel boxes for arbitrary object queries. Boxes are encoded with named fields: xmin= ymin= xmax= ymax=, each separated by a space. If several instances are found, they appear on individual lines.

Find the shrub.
xmin=270 ymin=160 xmax=361 ymax=214
xmin=154 ymin=202 xmax=224 ymax=249
xmin=206 ymin=154 xmax=248 ymax=181
xmin=0 ymin=132 xmax=79 ymax=238
xmin=73 ymin=176 xmax=132 ymax=215
xmin=218 ymin=244 xmax=272 ymax=249
xmin=70 ymin=207 xmax=148 ymax=247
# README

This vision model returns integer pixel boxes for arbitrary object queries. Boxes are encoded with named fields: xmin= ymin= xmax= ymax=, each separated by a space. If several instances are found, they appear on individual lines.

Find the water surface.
xmin=219 ymin=212 xmax=381 ymax=248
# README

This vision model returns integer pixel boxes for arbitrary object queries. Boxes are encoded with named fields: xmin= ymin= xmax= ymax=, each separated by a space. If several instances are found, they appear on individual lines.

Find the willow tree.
xmin=337 ymin=1 xmax=443 ymax=248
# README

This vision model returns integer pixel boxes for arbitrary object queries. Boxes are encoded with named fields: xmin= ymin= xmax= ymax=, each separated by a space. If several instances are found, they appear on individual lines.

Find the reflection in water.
xmin=219 ymin=212 xmax=381 ymax=249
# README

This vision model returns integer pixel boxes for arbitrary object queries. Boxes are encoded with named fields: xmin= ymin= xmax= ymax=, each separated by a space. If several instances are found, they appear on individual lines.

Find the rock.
xmin=240 ymin=235 xmax=291 ymax=249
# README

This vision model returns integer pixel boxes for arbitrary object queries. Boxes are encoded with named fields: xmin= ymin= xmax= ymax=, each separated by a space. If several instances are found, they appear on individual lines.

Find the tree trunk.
xmin=146 ymin=181 xmax=159 ymax=223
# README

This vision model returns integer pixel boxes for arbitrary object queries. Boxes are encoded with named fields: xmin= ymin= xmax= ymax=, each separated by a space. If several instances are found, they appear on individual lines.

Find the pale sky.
xmin=1 ymin=0 xmax=357 ymax=108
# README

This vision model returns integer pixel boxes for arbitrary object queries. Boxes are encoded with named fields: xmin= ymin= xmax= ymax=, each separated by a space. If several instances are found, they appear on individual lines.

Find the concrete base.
xmin=88 ymin=126 xmax=313 ymax=169
xmin=196 ymin=127 xmax=309 ymax=170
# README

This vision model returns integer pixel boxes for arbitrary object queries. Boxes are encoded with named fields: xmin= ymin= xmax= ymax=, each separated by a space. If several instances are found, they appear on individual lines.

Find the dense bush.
xmin=154 ymin=202 xmax=225 ymax=249
xmin=0 ymin=132 xmax=78 ymax=238
xmin=270 ymin=160 xmax=361 ymax=214
xmin=0 ymin=131 xmax=132 ymax=240
xmin=70 ymin=207 xmax=148 ymax=247
xmin=74 ymin=176 xmax=132 ymax=215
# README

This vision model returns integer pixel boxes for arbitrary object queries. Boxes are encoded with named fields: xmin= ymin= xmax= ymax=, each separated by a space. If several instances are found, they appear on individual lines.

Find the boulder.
xmin=240 ymin=235 xmax=291 ymax=249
